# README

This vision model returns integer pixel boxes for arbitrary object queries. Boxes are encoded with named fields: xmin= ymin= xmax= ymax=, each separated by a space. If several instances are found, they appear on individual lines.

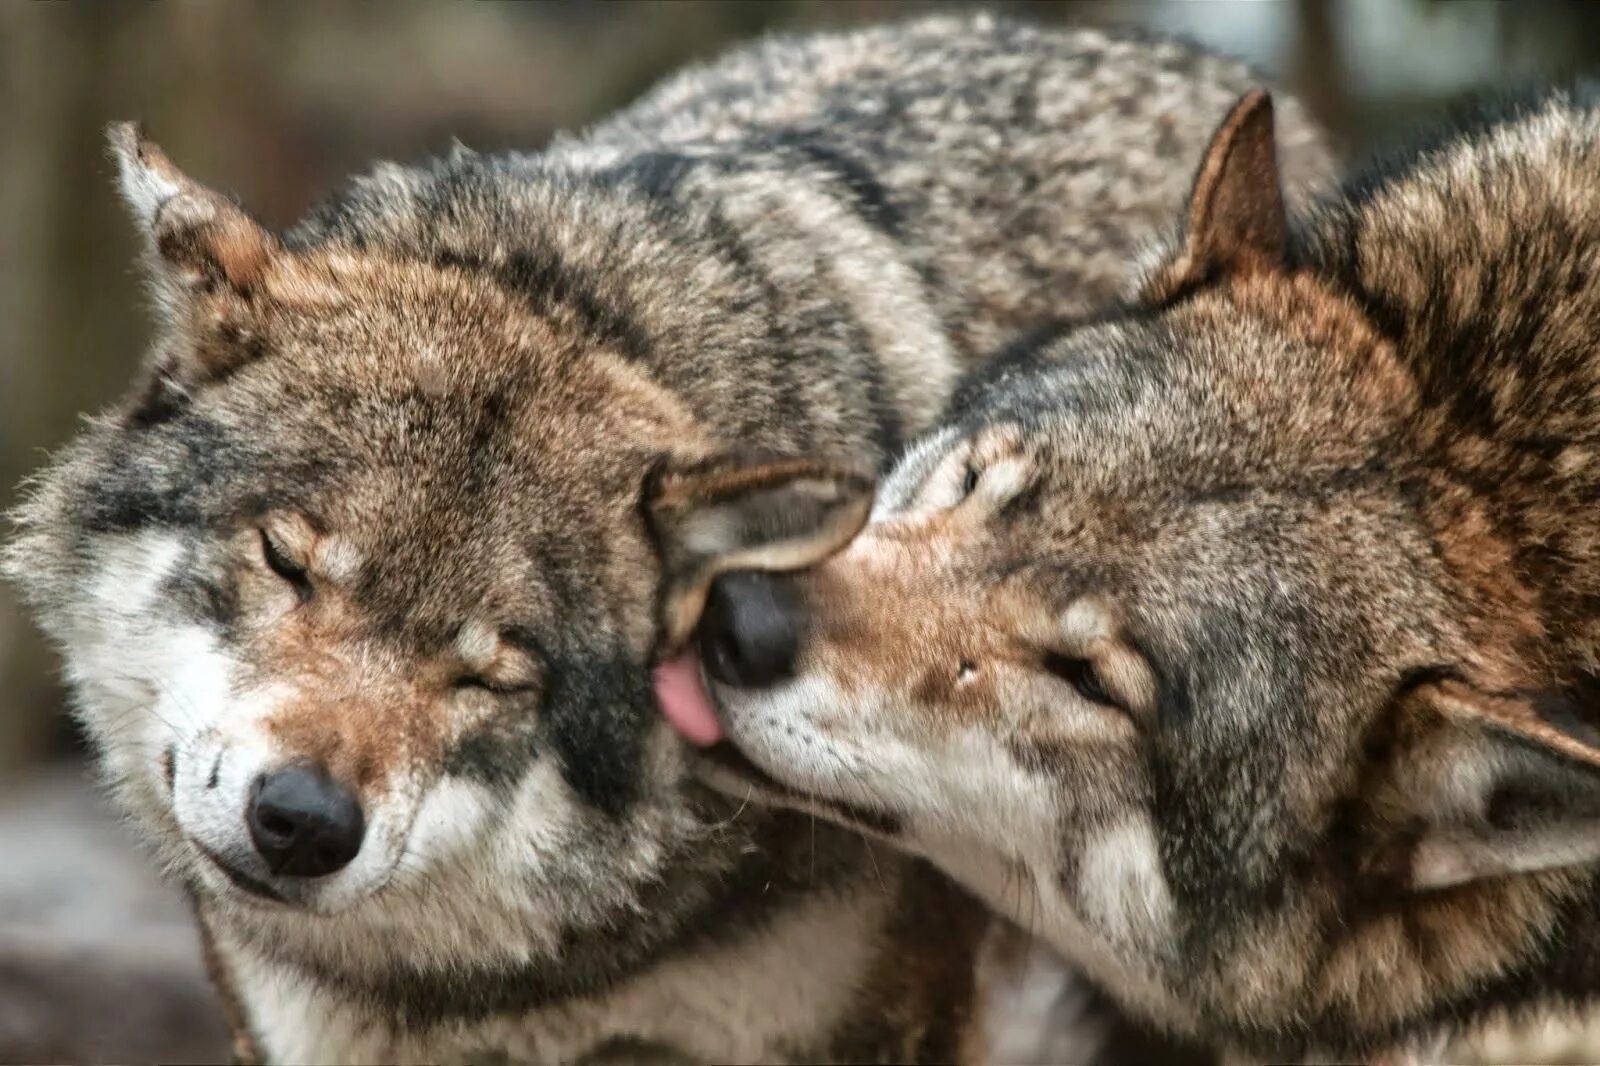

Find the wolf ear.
xmin=109 ymin=122 xmax=281 ymax=303
xmin=1383 ymin=678 xmax=1600 ymax=891
xmin=645 ymin=453 xmax=874 ymax=653
xmin=110 ymin=124 xmax=300 ymax=415
xmin=1146 ymin=89 xmax=1289 ymax=299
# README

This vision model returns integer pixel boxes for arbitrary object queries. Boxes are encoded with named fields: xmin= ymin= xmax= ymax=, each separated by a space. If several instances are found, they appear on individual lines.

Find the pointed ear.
xmin=1145 ymin=89 xmax=1289 ymax=300
xmin=1381 ymin=678 xmax=1600 ymax=891
xmin=109 ymin=122 xmax=280 ymax=299
xmin=645 ymin=453 xmax=874 ymax=653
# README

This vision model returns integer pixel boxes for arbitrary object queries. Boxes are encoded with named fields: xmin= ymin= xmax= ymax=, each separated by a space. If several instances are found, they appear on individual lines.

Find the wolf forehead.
xmin=961 ymin=286 xmax=1410 ymax=471
xmin=925 ymin=308 xmax=1453 ymax=689
xmin=61 ymin=304 xmax=669 ymax=645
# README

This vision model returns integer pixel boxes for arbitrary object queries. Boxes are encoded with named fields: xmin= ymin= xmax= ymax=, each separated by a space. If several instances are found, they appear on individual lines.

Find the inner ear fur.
xmin=1144 ymin=89 xmax=1290 ymax=301
xmin=645 ymin=452 xmax=874 ymax=654
xmin=1380 ymin=677 xmax=1600 ymax=891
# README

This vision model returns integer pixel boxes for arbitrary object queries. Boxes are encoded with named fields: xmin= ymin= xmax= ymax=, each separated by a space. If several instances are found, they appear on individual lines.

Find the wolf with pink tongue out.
xmin=7 ymin=12 xmax=1330 ymax=1064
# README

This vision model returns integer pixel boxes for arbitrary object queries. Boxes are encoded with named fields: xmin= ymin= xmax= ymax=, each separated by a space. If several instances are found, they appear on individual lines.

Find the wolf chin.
xmin=5 ymin=15 xmax=1330 ymax=1064
xmin=700 ymin=85 xmax=1600 ymax=1060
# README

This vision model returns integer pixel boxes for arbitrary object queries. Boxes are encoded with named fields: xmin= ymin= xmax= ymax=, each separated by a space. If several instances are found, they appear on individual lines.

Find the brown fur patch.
xmin=1221 ymin=270 xmax=1418 ymax=426
xmin=250 ymin=595 xmax=478 ymax=797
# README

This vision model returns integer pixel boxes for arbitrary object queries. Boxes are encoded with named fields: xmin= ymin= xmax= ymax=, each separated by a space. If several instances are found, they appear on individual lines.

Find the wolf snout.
xmin=247 ymin=763 xmax=366 ymax=878
xmin=698 ymin=571 xmax=804 ymax=688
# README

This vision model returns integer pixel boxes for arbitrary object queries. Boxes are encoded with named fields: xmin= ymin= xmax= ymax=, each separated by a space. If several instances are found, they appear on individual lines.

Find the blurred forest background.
xmin=5 ymin=1 xmax=1600 ymax=1061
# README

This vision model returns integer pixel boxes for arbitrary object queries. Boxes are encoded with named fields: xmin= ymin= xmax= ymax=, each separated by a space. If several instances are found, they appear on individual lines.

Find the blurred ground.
xmin=5 ymin=3 xmax=1600 ymax=1063
xmin=0 ymin=773 xmax=228 ymax=1063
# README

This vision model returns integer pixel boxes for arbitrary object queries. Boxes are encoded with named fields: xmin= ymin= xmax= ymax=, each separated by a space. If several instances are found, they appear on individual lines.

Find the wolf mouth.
xmin=193 ymin=841 xmax=289 ymax=905
xmin=651 ymin=647 xmax=903 ymax=837
xmin=698 ymin=741 xmax=903 ymax=839
xmin=700 ymin=740 xmax=788 ymax=794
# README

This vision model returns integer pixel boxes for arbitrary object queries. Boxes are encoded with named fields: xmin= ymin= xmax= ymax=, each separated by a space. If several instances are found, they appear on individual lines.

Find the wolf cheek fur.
xmin=702 ymin=86 xmax=1600 ymax=1058
xmin=5 ymin=14 xmax=1334 ymax=1065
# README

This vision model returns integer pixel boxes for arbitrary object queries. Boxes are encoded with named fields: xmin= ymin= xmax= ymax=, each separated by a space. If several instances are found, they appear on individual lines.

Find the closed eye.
xmin=454 ymin=675 xmax=536 ymax=696
xmin=907 ymin=445 xmax=982 ymax=515
xmin=260 ymin=530 xmax=312 ymax=602
xmin=1043 ymin=652 xmax=1119 ymax=711
xmin=913 ymin=428 xmax=1028 ymax=515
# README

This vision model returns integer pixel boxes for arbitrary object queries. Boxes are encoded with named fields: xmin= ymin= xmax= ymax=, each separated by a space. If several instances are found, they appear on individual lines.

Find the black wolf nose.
xmin=247 ymin=764 xmax=365 ymax=878
xmin=698 ymin=571 xmax=803 ymax=688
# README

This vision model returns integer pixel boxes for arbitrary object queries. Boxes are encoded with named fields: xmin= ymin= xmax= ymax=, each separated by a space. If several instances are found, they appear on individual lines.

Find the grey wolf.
xmin=694 ymin=86 xmax=1600 ymax=1060
xmin=5 ymin=15 xmax=1329 ymax=1063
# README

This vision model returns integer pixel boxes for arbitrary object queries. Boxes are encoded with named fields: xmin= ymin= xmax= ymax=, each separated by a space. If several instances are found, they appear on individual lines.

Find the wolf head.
xmin=699 ymin=91 xmax=1600 ymax=1054
xmin=4 ymin=126 xmax=872 ymax=1005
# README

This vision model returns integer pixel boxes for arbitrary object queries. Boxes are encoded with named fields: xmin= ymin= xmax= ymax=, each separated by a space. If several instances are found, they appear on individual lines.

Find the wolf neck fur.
xmin=1300 ymin=95 xmax=1600 ymax=685
xmin=1262 ymin=92 xmax=1600 ymax=1046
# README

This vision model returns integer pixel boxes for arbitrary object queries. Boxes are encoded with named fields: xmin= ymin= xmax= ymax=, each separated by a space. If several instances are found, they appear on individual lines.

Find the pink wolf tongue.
xmin=653 ymin=651 xmax=724 ymax=746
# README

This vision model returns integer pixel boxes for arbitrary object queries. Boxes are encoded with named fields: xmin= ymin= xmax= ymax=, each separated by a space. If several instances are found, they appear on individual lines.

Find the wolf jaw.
xmin=5 ymin=15 xmax=1335 ymax=1064
xmin=698 ymin=86 xmax=1600 ymax=1059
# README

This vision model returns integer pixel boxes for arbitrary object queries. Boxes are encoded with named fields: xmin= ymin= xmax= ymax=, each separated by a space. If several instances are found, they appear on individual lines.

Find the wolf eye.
xmin=1044 ymin=652 xmax=1116 ymax=709
xmin=260 ymin=530 xmax=312 ymax=601
xmin=961 ymin=463 xmax=981 ymax=498
xmin=454 ymin=675 xmax=532 ymax=696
